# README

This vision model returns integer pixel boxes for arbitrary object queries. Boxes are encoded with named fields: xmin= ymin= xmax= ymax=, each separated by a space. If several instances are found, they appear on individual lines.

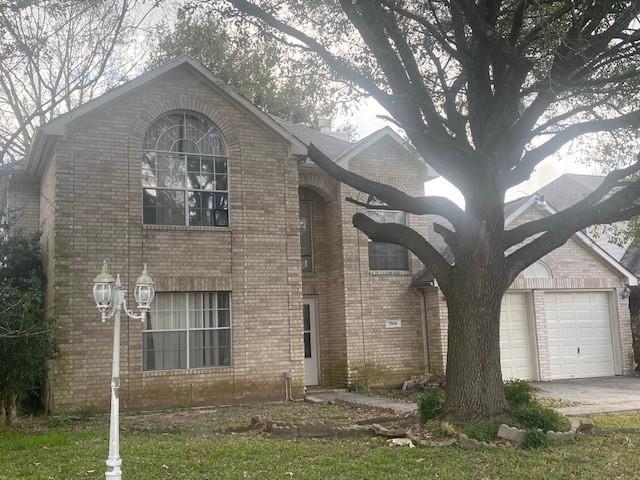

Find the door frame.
xmin=303 ymin=296 xmax=320 ymax=386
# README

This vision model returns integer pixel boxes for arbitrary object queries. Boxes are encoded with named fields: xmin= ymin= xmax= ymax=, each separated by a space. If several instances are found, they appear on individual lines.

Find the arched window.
xmin=523 ymin=261 xmax=553 ymax=279
xmin=142 ymin=111 xmax=229 ymax=227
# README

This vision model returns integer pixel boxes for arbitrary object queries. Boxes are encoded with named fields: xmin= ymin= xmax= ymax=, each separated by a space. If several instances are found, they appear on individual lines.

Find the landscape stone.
xmin=387 ymin=438 xmax=415 ymax=448
xmin=497 ymin=424 xmax=528 ymax=445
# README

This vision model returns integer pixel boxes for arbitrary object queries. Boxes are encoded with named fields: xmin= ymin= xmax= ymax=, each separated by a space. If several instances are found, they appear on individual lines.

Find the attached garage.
xmin=545 ymin=291 xmax=615 ymax=380
xmin=500 ymin=293 xmax=534 ymax=380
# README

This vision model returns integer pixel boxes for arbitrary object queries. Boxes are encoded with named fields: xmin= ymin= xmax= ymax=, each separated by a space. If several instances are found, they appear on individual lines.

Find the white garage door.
xmin=500 ymin=293 xmax=533 ymax=380
xmin=545 ymin=291 xmax=615 ymax=380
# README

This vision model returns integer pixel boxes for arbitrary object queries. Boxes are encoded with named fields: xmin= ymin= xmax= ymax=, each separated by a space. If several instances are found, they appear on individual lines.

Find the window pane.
xmin=304 ymin=332 xmax=311 ymax=358
xmin=189 ymin=329 xmax=231 ymax=367
xmin=368 ymin=242 xmax=409 ymax=271
xmin=214 ymin=157 xmax=228 ymax=174
xmin=214 ymin=210 xmax=228 ymax=227
xmin=142 ymin=153 xmax=157 ymax=187
xmin=143 ymin=331 xmax=187 ymax=371
xmin=155 ymin=190 xmax=185 ymax=226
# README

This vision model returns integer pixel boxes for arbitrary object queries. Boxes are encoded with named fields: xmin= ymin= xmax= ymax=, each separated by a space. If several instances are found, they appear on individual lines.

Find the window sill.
xmin=369 ymin=270 xmax=412 ymax=276
xmin=142 ymin=224 xmax=232 ymax=233
xmin=142 ymin=366 xmax=234 ymax=377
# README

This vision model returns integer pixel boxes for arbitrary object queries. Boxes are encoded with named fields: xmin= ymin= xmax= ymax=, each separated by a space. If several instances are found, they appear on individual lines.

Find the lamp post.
xmin=93 ymin=262 xmax=155 ymax=480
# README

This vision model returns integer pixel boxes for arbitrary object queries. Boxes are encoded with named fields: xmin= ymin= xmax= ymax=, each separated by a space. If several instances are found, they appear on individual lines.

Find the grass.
xmin=3 ymin=406 xmax=640 ymax=479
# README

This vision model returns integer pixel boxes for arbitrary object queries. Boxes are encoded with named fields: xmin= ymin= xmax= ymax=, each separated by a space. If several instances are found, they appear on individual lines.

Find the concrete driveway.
xmin=533 ymin=376 xmax=640 ymax=416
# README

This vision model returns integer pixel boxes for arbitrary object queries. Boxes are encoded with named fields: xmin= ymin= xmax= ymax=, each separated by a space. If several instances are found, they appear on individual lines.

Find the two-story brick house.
xmin=2 ymin=56 xmax=637 ymax=413
xmin=0 ymin=56 xmax=435 ymax=412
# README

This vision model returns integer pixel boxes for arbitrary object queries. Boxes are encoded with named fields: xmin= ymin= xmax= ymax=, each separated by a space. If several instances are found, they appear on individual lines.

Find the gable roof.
xmin=272 ymin=116 xmax=351 ymax=160
xmin=25 ymin=55 xmax=308 ymax=176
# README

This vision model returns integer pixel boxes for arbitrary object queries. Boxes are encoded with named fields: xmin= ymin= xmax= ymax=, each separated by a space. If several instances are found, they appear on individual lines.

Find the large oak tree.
xmin=219 ymin=0 xmax=640 ymax=419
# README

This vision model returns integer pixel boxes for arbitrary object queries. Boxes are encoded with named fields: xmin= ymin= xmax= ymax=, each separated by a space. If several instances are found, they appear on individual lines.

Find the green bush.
xmin=462 ymin=421 xmax=500 ymax=442
xmin=418 ymin=387 xmax=445 ymax=422
xmin=504 ymin=379 xmax=536 ymax=407
xmin=511 ymin=403 xmax=567 ymax=432
xmin=526 ymin=428 xmax=550 ymax=448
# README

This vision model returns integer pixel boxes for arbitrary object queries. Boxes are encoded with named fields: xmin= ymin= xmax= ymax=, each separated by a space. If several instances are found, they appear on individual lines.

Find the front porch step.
xmin=304 ymin=386 xmax=349 ymax=394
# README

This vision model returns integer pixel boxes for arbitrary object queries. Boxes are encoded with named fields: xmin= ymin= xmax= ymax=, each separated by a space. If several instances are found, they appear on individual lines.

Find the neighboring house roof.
xmin=621 ymin=246 xmax=640 ymax=277
xmin=414 ymin=173 xmax=638 ymax=287
xmin=25 ymin=54 xmax=308 ymax=176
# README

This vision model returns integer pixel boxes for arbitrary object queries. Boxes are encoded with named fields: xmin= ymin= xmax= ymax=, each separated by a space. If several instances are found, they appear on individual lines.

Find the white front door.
xmin=303 ymin=297 xmax=319 ymax=386
xmin=500 ymin=293 xmax=534 ymax=380
xmin=545 ymin=291 xmax=615 ymax=379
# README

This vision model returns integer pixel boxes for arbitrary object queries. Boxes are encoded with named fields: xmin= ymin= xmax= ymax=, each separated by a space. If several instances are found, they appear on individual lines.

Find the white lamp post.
xmin=93 ymin=261 xmax=155 ymax=480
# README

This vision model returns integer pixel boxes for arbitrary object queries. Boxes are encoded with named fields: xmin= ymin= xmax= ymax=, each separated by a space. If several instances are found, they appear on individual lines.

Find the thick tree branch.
xmin=353 ymin=212 xmax=451 ymax=285
xmin=506 ymin=159 xmax=640 ymax=248
xmin=308 ymin=143 xmax=466 ymax=227
xmin=505 ymin=111 xmax=640 ymax=187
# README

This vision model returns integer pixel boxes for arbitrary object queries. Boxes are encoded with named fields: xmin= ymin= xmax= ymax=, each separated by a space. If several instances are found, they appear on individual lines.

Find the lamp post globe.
xmin=134 ymin=264 xmax=155 ymax=312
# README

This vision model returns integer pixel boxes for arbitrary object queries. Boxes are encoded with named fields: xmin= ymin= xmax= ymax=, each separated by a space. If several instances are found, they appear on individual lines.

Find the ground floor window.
xmin=143 ymin=291 xmax=231 ymax=371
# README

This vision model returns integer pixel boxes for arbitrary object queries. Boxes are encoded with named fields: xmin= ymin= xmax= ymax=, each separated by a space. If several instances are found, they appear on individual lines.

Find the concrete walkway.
xmin=533 ymin=376 xmax=640 ymax=416
xmin=305 ymin=391 xmax=418 ymax=415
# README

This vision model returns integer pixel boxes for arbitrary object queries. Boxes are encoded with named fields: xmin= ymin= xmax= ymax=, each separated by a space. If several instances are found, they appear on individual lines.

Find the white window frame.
xmin=143 ymin=291 xmax=232 ymax=371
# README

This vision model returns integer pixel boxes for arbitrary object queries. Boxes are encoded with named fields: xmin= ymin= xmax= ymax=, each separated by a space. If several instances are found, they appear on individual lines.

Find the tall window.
xmin=300 ymin=200 xmax=313 ymax=272
xmin=366 ymin=196 xmax=409 ymax=271
xmin=143 ymin=292 xmax=231 ymax=371
xmin=142 ymin=111 xmax=229 ymax=227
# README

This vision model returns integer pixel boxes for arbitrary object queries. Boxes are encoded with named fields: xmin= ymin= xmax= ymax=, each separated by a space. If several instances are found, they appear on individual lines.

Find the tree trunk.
xmin=0 ymin=398 xmax=5 ymax=426
xmin=441 ymin=189 xmax=509 ymax=420
xmin=7 ymin=394 xmax=18 ymax=426
xmin=629 ymin=287 xmax=640 ymax=371
xmin=443 ymin=282 xmax=508 ymax=419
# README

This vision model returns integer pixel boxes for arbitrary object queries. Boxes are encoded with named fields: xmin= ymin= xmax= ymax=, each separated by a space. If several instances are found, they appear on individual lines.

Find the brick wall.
xmin=43 ymin=64 xmax=305 ymax=411
xmin=340 ymin=136 xmax=428 ymax=385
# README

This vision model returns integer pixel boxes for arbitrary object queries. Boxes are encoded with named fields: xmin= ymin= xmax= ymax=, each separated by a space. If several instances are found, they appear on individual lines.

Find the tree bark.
xmin=442 ymin=267 xmax=509 ymax=419
xmin=441 ymin=189 xmax=509 ymax=420
xmin=0 ymin=398 xmax=5 ymax=426
xmin=629 ymin=287 xmax=640 ymax=371
xmin=7 ymin=394 xmax=18 ymax=426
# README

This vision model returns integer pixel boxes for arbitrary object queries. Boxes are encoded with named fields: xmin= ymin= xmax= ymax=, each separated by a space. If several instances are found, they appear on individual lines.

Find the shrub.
xmin=418 ymin=387 xmax=445 ymax=422
xmin=511 ymin=403 xmax=567 ymax=432
xmin=431 ymin=421 xmax=457 ymax=438
xmin=462 ymin=421 xmax=500 ymax=442
xmin=504 ymin=379 xmax=536 ymax=407
xmin=526 ymin=428 xmax=550 ymax=449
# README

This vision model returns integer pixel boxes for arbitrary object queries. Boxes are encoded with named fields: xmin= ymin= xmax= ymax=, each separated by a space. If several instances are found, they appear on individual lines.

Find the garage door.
xmin=545 ymin=291 xmax=615 ymax=380
xmin=500 ymin=293 xmax=533 ymax=380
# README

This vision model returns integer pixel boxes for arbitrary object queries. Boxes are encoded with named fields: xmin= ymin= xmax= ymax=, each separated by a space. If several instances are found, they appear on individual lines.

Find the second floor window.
xmin=142 ymin=111 xmax=229 ymax=227
xmin=366 ymin=196 xmax=410 ymax=271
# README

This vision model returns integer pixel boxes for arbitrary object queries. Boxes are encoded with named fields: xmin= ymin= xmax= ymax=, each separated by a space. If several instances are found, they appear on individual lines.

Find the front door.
xmin=303 ymin=297 xmax=319 ymax=386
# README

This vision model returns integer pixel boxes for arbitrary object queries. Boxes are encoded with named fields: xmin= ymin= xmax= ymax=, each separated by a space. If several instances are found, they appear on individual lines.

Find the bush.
xmin=504 ymin=379 xmax=536 ymax=407
xmin=511 ymin=403 xmax=567 ymax=432
xmin=526 ymin=428 xmax=550 ymax=449
xmin=418 ymin=387 xmax=445 ymax=422
xmin=462 ymin=421 xmax=500 ymax=442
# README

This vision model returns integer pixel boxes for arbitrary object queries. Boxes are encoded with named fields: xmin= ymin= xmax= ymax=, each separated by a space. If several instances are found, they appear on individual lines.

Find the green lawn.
xmin=2 ymin=406 xmax=640 ymax=479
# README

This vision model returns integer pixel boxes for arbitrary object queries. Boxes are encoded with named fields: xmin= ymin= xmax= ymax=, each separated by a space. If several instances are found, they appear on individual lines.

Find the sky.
xmin=348 ymin=98 xmax=597 ymax=207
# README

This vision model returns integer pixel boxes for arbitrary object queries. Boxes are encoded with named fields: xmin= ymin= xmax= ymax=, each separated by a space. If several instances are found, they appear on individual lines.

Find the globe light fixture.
xmin=93 ymin=261 xmax=115 ymax=321
xmin=134 ymin=264 xmax=155 ymax=312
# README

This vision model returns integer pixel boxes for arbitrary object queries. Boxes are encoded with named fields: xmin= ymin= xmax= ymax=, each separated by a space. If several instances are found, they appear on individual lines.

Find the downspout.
xmin=414 ymin=288 xmax=430 ymax=375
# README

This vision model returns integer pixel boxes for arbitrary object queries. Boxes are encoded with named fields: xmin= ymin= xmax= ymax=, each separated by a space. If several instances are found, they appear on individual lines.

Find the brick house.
xmin=0 ymin=56 xmax=636 ymax=413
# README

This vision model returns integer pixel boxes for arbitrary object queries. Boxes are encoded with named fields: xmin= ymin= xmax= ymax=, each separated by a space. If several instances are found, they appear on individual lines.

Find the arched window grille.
xmin=141 ymin=111 xmax=229 ymax=227
xmin=523 ymin=261 xmax=553 ymax=279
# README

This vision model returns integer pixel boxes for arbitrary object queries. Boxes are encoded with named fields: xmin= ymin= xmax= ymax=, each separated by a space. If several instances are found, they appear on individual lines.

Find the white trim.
xmin=505 ymin=196 xmax=638 ymax=286
xmin=26 ymin=55 xmax=307 ymax=176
